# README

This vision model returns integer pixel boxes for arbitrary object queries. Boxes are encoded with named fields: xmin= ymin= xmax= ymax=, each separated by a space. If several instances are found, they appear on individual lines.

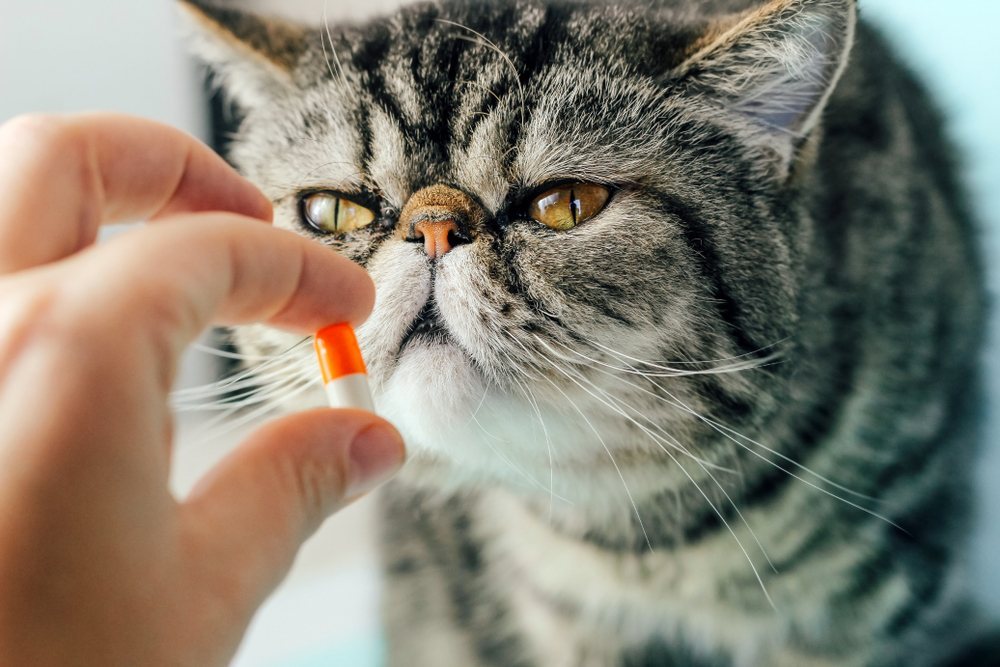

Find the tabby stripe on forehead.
xmin=363 ymin=75 xmax=411 ymax=145
xmin=445 ymin=4 xmax=555 ymax=155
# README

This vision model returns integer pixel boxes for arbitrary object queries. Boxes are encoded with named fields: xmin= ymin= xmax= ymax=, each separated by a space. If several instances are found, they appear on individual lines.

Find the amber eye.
xmin=301 ymin=192 xmax=376 ymax=234
xmin=527 ymin=183 xmax=611 ymax=231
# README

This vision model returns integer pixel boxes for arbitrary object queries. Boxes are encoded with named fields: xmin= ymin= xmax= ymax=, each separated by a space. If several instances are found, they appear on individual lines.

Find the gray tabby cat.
xmin=181 ymin=0 xmax=994 ymax=664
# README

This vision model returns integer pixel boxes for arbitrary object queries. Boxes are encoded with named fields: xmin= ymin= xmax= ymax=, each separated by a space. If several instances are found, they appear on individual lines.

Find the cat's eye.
xmin=528 ymin=183 xmax=611 ymax=231
xmin=301 ymin=191 xmax=376 ymax=234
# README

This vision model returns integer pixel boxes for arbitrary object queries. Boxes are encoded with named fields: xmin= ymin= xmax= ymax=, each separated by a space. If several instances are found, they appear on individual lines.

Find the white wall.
xmin=0 ymin=0 xmax=205 ymax=132
xmin=0 ymin=0 xmax=215 ymax=386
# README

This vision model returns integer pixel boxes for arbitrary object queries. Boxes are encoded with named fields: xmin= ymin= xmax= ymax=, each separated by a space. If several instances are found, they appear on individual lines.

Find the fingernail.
xmin=346 ymin=423 xmax=406 ymax=499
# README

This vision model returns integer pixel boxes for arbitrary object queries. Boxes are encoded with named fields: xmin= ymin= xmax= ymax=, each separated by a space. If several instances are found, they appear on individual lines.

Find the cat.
xmin=180 ymin=0 xmax=994 ymax=664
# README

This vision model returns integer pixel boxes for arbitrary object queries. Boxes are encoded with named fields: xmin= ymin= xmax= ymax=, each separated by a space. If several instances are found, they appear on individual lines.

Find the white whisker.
xmin=501 ymin=335 xmax=652 ymax=551
xmin=468 ymin=394 xmax=572 ymax=503
xmin=529 ymin=339 xmax=776 ymax=603
xmin=591 ymin=338 xmax=787 ymax=370
xmin=321 ymin=0 xmax=349 ymax=89
xmin=188 ymin=342 xmax=288 ymax=362
xmin=171 ymin=357 xmax=311 ymax=403
xmin=496 ymin=347 xmax=559 ymax=520
xmin=551 ymin=340 xmax=782 ymax=379
xmin=564 ymin=366 xmax=779 ymax=575
xmin=597 ymin=364 xmax=901 ymax=530
xmin=184 ymin=376 xmax=317 ymax=447
xmin=173 ymin=369 xmax=314 ymax=412
xmin=534 ymin=338 xmax=737 ymax=474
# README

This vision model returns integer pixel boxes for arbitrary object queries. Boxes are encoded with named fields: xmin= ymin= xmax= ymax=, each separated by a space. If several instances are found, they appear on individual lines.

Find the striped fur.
xmin=182 ymin=0 xmax=990 ymax=664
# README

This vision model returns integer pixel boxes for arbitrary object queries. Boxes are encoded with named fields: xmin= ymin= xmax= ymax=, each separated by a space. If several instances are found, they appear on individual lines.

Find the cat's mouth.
xmin=398 ymin=299 xmax=451 ymax=350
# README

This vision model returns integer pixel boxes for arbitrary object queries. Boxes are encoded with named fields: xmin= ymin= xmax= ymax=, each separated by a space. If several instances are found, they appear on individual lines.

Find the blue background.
xmin=861 ymin=0 xmax=1000 ymax=612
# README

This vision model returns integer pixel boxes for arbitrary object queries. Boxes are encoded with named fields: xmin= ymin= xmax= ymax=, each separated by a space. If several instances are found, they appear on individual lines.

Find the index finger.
xmin=0 ymin=113 xmax=272 ymax=274
xmin=59 ymin=215 xmax=375 ymax=391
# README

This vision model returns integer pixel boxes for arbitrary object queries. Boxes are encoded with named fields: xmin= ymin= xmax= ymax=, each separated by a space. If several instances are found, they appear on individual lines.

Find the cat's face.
xmin=184 ymin=0 xmax=855 ymax=510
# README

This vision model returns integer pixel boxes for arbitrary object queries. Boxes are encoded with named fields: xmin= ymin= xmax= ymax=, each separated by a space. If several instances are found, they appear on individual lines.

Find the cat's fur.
xmin=181 ymin=0 xmax=991 ymax=664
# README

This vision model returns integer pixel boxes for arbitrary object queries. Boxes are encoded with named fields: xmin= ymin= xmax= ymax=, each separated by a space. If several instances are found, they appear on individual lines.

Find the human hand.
xmin=0 ymin=113 xmax=405 ymax=666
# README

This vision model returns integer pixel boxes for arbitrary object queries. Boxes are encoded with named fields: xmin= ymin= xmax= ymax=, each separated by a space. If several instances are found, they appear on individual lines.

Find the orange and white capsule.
xmin=313 ymin=323 xmax=375 ymax=412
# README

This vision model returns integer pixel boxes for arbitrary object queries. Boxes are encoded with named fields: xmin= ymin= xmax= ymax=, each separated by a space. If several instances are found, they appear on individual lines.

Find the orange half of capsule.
xmin=314 ymin=322 xmax=368 ymax=384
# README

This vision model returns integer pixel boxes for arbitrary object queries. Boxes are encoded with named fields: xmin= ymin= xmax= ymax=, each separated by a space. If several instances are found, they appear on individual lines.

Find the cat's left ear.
xmin=177 ymin=0 xmax=311 ymax=109
xmin=674 ymin=0 xmax=857 ymax=174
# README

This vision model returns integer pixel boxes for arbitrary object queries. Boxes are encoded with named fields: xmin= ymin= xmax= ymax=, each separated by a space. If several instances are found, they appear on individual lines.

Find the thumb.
xmin=180 ymin=408 xmax=405 ymax=611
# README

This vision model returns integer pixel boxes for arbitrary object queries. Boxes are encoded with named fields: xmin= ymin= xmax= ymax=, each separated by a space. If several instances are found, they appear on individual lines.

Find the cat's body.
xmin=183 ymin=1 xmax=990 ymax=665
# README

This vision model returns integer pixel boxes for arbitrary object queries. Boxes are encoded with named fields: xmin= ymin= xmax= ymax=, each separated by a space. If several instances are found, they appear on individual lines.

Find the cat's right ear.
xmin=177 ymin=0 xmax=310 ymax=109
xmin=673 ymin=0 xmax=857 ymax=175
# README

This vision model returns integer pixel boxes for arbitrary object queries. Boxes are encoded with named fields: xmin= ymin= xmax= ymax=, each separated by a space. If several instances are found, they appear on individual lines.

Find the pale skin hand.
xmin=0 ymin=113 xmax=406 ymax=666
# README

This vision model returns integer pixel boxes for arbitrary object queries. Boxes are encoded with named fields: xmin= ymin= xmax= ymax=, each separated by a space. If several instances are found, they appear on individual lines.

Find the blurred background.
xmin=0 ymin=1 xmax=997 ymax=664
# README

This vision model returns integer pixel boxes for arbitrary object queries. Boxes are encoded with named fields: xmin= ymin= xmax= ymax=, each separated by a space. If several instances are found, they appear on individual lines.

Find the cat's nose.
xmin=400 ymin=184 xmax=484 ymax=260
xmin=411 ymin=219 xmax=464 ymax=259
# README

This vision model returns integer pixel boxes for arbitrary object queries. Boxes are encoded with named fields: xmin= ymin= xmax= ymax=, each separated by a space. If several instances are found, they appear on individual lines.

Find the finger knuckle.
xmin=0 ymin=113 xmax=82 ymax=159
xmin=0 ymin=283 xmax=77 ymax=376
xmin=282 ymin=453 xmax=347 ymax=525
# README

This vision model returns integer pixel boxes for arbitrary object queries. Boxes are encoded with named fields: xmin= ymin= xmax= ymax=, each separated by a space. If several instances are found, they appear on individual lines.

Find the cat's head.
xmin=181 ymin=0 xmax=855 ymax=514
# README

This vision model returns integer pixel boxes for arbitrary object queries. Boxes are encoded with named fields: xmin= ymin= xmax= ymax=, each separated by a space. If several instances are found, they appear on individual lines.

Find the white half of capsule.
xmin=323 ymin=373 xmax=375 ymax=412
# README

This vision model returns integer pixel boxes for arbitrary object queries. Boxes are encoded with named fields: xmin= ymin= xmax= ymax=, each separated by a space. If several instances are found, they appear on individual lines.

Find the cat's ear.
xmin=177 ymin=0 xmax=310 ymax=109
xmin=674 ymin=0 xmax=857 ymax=172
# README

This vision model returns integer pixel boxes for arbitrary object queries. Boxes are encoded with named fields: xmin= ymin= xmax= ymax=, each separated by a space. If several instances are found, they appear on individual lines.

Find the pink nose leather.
xmin=412 ymin=219 xmax=460 ymax=259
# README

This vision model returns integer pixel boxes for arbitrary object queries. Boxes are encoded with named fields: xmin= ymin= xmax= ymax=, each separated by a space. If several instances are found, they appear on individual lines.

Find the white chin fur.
xmin=376 ymin=338 xmax=667 ymax=502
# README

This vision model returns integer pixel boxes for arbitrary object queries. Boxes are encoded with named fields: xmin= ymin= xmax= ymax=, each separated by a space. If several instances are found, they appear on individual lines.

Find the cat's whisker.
xmin=597 ymin=352 xmax=780 ymax=379
xmin=467 ymin=387 xmax=572 ymax=503
xmin=599 ymin=367 xmax=903 ymax=532
xmin=459 ymin=78 xmax=504 ymax=108
xmin=466 ymin=385 xmax=493 ymax=427
xmin=525 ymin=383 xmax=557 ymax=522
xmin=546 ymin=337 xmax=853 ymax=507
xmin=529 ymin=341 xmax=729 ymax=469
xmin=182 ymin=376 xmax=318 ymax=448
xmin=173 ymin=371 xmax=314 ymax=412
xmin=187 ymin=342 xmax=288 ymax=362
xmin=590 ymin=337 xmax=788 ymax=370
xmin=533 ymin=365 xmax=654 ymax=552
xmin=578 ymin=336 xmax=888 ymax=511
xmin=173 ymin=349 xmax=312 ymax=403
xmin=174 ymin=366 xmax=314 ymax=411
xmin=567 ymin=368 xmax=779 ymax=575
xmin=543 ymin=341 xmax=739 ymax=475
xmin=171 ymin=353 xmax=311 ymax=403
xmin=500 ymin=333 xmax=652 ymax=547
xmin=172 ymin=361 xmax=305 ymax=400
xmin=320 ymin=0 xmax=350 ymax=90
xmin=538 ymin=335 xmax=782 ymax=379
xmin=532 ymin=342 xmax=777 ymax=602
xmin=576 ymin=375 xmax=779 ymax=595
xmin=495 ymin=347 xmax=560 ymax=520
xmin=469 ymin=410 xmax=547 ymax=494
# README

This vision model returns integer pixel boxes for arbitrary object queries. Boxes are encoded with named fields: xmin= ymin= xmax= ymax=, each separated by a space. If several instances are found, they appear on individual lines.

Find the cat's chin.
xmin=374 ymin=337 xmax=676 ymax=501
xmin=377 ymin=336 xmax=487 ymax=451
